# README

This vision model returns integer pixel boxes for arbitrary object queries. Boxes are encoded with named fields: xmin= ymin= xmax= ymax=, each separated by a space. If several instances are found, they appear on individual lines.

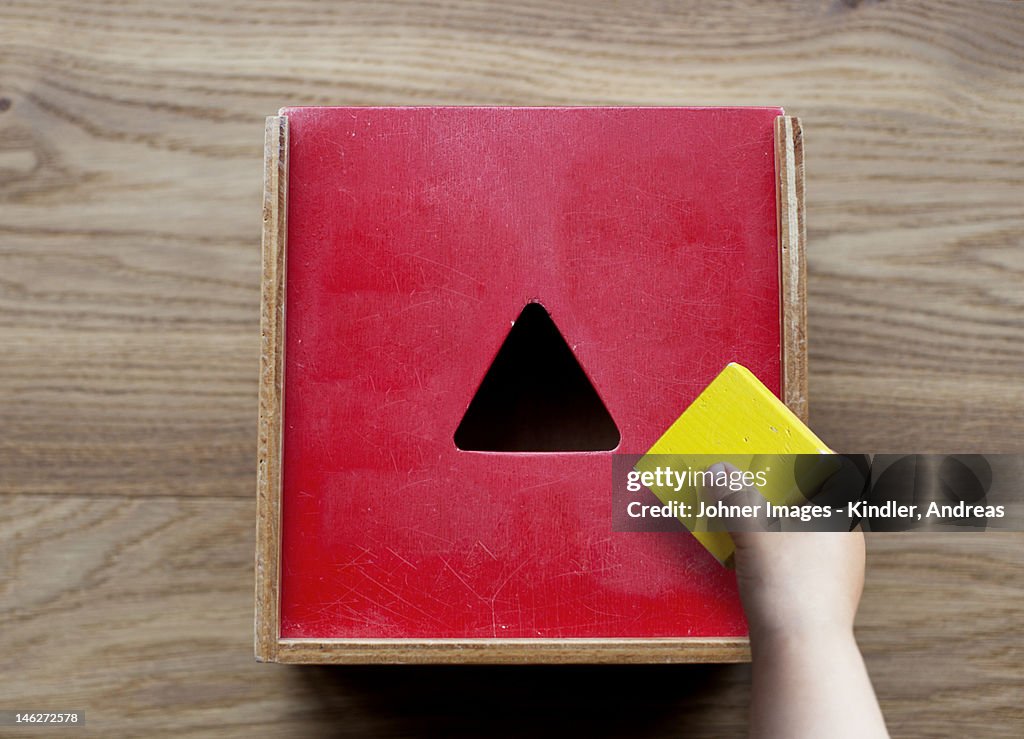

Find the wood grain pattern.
xmin=777 ymin=116 xmax=809 ymax=423
xmin=273 ymin=638 xmax=751 ymax=666
xmin=255 ymin=115 xmax=286 ymax=663
xmin=1 ymin=0 xmax=1022 ymax=735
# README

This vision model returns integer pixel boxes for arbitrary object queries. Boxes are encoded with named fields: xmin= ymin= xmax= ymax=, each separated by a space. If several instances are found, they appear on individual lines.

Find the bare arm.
xmin=734 ymin=530 xmax=889 ymax=739
xmin=702 ymin=462 xmax=888 ymax=738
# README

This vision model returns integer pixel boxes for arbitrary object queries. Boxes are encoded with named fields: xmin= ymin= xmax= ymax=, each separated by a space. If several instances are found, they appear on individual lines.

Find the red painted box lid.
xmin=279 ymin=106 xmax=783 ymax=638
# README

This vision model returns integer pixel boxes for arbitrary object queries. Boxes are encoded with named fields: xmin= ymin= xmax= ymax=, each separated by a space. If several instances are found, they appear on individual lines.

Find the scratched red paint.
xmin=279 ymin=106 xmax=783 ymax=638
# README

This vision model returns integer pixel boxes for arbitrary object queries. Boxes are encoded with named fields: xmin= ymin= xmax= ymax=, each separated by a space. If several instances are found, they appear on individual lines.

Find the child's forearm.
xmin=749 ymin=625 xmax=889 ymax=739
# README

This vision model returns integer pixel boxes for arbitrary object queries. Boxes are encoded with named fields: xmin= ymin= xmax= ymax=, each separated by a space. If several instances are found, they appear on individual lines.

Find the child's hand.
xmin=702 ymin=461 xmax=865 ymax=639
xmin=732 ymin=528 xmax=865 ymax=642
xmin=703 ymin=462 xmax=888 ymax=739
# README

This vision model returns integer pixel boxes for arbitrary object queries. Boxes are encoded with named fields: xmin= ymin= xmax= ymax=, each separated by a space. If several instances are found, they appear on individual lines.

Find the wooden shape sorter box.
xmin=256 ymin=107 xmax=807 ymax=664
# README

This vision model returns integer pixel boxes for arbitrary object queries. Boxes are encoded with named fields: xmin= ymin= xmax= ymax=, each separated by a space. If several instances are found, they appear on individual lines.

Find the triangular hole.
xmin=454 ymin=303 xmax=620 ymax=452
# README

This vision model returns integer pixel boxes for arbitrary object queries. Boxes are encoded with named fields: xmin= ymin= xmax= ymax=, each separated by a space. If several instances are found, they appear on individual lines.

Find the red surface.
xmin=279 ymin=106 xmax=783 ymax=638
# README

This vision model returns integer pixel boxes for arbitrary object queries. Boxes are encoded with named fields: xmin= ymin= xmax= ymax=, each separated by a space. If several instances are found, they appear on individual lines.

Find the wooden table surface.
xmin=1 ymin=1 xmax=1021 ymax=736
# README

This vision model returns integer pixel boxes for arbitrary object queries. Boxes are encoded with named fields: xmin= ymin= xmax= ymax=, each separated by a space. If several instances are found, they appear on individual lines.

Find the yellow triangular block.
xmin=636 ymin=363 xmax=834 ymax=565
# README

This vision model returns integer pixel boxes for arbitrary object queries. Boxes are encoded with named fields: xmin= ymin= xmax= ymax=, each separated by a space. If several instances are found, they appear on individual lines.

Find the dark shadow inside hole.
xmin=454 ymin=303 xmax=620 ymax=452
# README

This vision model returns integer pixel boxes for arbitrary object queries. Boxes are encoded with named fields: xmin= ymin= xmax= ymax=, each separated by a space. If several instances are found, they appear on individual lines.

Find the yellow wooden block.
xmin=635 ymin=363 xmax=834 ymax=565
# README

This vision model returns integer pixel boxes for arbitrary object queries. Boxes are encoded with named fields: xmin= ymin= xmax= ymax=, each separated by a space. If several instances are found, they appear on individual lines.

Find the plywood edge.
xmin=255 ymin=115 xmax=288 ymax=662
xmin=775 ymin=116 xmax=808 ymax=423
xmin=273 ymin=637 xmax=751 ymax=665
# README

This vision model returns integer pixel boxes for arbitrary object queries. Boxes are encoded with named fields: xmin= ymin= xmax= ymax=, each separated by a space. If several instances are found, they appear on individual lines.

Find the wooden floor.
xmin=1 ymin=1 xmax=1022 ymax=736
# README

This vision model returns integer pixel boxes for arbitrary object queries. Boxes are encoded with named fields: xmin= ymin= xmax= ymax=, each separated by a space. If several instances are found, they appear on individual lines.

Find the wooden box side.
xmin=255 ymin=115 xmax=288 ymax=662
xmin=776 ymin=116 xmax=808 ymax=423
xmin=255 ymin=114 xmax=805 ymax=664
